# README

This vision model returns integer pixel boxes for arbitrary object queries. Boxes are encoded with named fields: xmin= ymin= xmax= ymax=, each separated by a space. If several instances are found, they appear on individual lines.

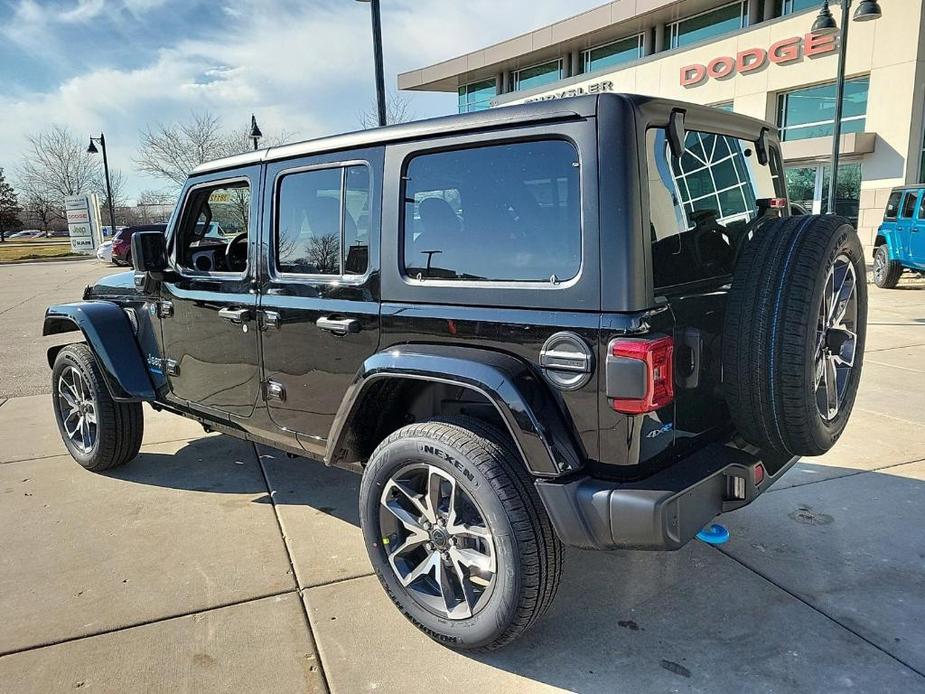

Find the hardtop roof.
xmin=192 ymin=93 xmax=776 ymax=177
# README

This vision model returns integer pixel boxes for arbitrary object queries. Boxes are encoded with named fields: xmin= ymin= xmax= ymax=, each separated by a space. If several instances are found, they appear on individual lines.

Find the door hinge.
xmin=264 ymin=380 xmax=285 ymax=401
xmin=164 ymin=358 xmax=180 ymax=377
xmin=157 ymin=300 xmax=174 ymax=318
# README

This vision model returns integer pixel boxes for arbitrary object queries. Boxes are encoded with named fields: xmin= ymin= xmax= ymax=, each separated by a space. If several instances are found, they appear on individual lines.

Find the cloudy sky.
xmin=0 ymin=0 xmax=606 ymax=199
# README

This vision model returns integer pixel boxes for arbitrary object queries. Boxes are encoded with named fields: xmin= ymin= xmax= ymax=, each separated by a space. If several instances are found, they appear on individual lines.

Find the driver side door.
xmin=158 ymin=167 xmax=262 ymax=421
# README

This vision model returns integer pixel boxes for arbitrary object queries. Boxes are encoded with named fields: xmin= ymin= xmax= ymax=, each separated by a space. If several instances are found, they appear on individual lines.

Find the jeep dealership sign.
xmin=680 ymin=33 xmax=836 ymax=87
xmin=65 ymin=194 xmax=103 ymax=254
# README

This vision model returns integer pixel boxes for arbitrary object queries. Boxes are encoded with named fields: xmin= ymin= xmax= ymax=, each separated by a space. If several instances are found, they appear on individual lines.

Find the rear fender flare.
xmin=326 ymin=344 xmax=584 ymax=477
xmin=43 ymin=302 xmax=156 ymax=402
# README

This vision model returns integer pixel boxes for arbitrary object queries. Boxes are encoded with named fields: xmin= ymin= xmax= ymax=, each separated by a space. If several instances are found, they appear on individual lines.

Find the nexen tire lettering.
xmin=420 ymin=444 xmax=477 ymax=485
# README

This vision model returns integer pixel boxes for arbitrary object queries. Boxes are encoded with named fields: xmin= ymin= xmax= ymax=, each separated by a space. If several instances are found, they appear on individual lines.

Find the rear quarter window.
xmin=402 ymin=139 xmax=581 ymax=283
xmin=884 ymin=191 xmax=901 ymax=219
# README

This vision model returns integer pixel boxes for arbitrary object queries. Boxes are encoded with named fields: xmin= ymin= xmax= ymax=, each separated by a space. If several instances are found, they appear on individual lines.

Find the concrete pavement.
xmin=0 ymin=261 xmax=923 ymax=692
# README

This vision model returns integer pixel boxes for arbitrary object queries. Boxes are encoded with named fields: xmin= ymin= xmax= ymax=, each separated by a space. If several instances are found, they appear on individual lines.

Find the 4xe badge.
xmin=646 ymin=423 xmax=673 ymax=439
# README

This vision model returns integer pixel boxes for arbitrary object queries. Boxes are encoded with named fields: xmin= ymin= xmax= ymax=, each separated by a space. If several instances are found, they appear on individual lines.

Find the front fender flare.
xmin=43 ymin=302 xmax=156 ymax=402
xmin=326 ymin=344 xmax=585 ymax=477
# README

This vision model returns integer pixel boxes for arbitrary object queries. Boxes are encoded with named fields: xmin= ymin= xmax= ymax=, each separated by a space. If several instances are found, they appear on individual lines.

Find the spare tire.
xmin=723 ymin=215 xmax=867 ymax=456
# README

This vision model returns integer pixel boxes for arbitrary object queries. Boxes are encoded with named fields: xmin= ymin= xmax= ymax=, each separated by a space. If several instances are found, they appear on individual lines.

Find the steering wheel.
xmin=224 ymin=232 xmax=248 ymax=271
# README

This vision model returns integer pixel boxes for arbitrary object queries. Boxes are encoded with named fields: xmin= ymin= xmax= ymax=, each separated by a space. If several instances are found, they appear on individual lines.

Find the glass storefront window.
xmin=777 ymin=77 xmax=869 ymax=142
xmin=513 ymin=60 xmax=563 ymax=91
xmin=457 ymin=79 xmax=496 ymax=113
xmin=712 ymin=101 xmax=734 ymax=112
xmin=781 ymin=0 xmax=822 ymax=15
xmin=584 ymin=35 xmax=643 ymax=72
xmin=784 ymin=162 xmax=862 ymax=226
xmin=669 ymin=2 xmax=747 ymax=49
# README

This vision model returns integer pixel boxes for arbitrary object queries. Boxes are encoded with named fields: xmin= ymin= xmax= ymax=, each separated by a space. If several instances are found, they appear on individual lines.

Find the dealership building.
xmin=399 ymin=0 xmax=925 ymax=248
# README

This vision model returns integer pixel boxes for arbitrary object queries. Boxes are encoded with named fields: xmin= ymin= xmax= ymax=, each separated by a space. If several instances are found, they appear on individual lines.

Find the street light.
xmin=356 ymin=0 xmax=387 ymax=127
xmin=87 ymin=133 xmax=117 ymax=240
xmin=249 ymin=114 xmax=263 ymax=151
xmin=810 ymin=0 xmax=882 ymax=216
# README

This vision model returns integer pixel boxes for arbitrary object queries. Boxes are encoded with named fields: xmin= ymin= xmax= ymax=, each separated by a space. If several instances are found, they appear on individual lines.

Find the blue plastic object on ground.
xmin=696 ymin=523 xmax=730 ymax=545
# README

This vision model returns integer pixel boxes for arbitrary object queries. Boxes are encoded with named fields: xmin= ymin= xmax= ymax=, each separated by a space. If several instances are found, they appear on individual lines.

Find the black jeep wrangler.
xmin=44 ymin=94 xmax=867 ymax=651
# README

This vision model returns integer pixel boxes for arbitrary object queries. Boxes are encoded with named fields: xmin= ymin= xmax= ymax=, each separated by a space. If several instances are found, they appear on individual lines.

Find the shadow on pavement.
xmin=105 ymin=435 xmax=361 ymax=526
xmin=105 ymin=437 xmax=924 ymax=689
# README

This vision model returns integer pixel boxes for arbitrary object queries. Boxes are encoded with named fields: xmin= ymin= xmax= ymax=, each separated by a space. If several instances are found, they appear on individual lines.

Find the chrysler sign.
xmin=680 ymin=33 xmax=836 ymax=87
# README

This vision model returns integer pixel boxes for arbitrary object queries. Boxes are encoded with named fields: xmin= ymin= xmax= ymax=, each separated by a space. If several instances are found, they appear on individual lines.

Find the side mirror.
xmin=132 ymin=231 xmax=174 ymax=285
xmin=132 ymin=231 xmax=167 ymax=274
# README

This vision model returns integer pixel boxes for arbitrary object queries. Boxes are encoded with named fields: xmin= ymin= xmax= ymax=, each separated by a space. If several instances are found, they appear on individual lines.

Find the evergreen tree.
xmin=0 ymin=169 xmax=22 ymax=242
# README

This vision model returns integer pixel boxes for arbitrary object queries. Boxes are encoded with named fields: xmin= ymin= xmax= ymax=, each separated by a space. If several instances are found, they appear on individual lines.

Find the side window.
xmin=276 ymin=165 xmax=370 ymax=276
xmin=900 ymin=192 xmax=917 ymax=219
xmin=175 ymin=180 xmax=250 ymax=273
xmin=884 ymin=191 xmax=902 ymax=219
xmin=918 ymin=192 xmax=925 ymax=219
xmin=402 ymin=140 xmax=581 ymax=282
xmin=647 ymin=128 xmax=783 ymax=289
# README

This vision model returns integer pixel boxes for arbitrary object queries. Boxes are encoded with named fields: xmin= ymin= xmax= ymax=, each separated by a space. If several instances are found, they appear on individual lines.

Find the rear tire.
xmin=359 ymin=416 xmax=562 ymax=651
xmin=723 ymin=215 xmax=867 ymax=456
xmin=51 ymin=344 xmax=144 ymax=471
xmin=873 ymin=245 xmax=902 ymax=288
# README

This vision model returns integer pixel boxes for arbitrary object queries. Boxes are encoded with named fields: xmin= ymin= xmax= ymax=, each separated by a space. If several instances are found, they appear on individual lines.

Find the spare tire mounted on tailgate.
xmin=723 ymin=215 xmax=867 ymax=456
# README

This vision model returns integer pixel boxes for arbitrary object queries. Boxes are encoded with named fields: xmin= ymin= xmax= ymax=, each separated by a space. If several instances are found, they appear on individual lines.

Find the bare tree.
xmin=135 ymin=112 xmax=230 ymax=188
xmin=135 ymin=112 xmax=296 ymax=191
xmin=18 ymin=126 xmax=101 ymax=201
xmin=20 ymin=191 xmax=62 ymax=233
xmin=308 ymin=233 xmax=339 ymax=273
xmin=358 ymin=92 xmax=415 ymax=129
xmin=96 ymin=169 xmax=130 ymax=227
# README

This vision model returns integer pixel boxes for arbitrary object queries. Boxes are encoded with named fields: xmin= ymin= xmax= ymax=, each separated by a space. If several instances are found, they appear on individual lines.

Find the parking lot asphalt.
xmin=1 ymin=259 xmax=924 ymax=693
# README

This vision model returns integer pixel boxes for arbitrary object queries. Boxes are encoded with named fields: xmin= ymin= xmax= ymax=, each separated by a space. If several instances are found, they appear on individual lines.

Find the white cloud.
xmin=0 ymin=0 xmax=605 ymax=199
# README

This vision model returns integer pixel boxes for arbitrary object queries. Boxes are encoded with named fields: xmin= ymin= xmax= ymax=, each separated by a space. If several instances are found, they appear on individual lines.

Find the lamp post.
xmin=249 ymin=114 xmax=263 ymax=151
xmin=356 ymin=0 xmax=387 ymax=127
xmin=810 ymin=0 xmax=882 ymax=216
xmin=87 ymin=133 xmax=117 ymax=239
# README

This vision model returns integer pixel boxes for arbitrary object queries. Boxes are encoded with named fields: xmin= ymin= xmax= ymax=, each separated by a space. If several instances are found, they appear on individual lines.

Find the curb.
xmin=0 ymin=255 xmax=96 ymax=266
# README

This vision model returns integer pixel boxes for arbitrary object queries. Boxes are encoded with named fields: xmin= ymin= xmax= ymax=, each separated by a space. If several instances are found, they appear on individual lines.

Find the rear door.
xmin=897 ymin=190 xmax=919 ymax=263
xmin=258 ymin=148 xmax=382 ymax=456
xmin=159 ymin=168 xmax=261 ymax=420
xmin=912 ymin=190 xmax=925 ymax=266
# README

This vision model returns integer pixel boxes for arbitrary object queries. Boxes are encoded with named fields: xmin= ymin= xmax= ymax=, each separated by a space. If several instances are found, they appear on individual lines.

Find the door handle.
xmin=316 ymin=316 xmax=360 ymax=335
xmin=218 ymin=307 xmax=250 ymax=323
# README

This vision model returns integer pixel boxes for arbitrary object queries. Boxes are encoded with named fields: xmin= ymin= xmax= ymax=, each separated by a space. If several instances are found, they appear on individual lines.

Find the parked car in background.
xmin=111 ymin=224 xmax=167 ymax=266
xmin=48 ymin=229 xmax=70 ymax=238
xmin=873 ymin=185 xmax=925 ymax=288
xmin=8 ymin=230 xmax=45 ymax=240
xmin=96 ymin=240 xmax=113 ymax=263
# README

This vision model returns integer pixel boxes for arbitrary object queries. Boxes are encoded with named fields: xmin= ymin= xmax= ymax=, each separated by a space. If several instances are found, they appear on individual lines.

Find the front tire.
xmin=51 ymin=344 xmax=144 ymax=471
xmin=359 ymin=417 xmax=562 ymax=651
xmin=873 ymin=245 xmax=902 ymax=288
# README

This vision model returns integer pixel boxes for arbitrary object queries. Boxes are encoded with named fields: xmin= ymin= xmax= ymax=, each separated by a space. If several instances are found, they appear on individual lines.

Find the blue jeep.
xmin=873 ymin=185 xmax=925 ymax=288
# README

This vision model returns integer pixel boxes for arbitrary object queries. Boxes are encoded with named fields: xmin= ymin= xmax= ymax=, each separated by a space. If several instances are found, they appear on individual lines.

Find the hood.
xmin=87 ymin=271 xmax=137 ymax=299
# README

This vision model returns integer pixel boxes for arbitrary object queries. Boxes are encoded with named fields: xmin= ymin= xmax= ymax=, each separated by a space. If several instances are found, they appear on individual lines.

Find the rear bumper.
xmin=535 ymin=443 xmax=797 ymax=550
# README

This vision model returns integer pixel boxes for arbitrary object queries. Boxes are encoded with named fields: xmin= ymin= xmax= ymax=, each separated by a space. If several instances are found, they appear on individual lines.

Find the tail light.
xmin=608 ymin=336 xmax=675 ymax=414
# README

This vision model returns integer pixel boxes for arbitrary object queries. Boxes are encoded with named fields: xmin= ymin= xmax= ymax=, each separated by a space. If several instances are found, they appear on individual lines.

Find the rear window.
xmin=646 ymin=128 xmax=783 ymax=290
xmin=402 ymin=139 xmax=581 ymax=283
xmin=884 ymin=191 xmax=902 ymax=219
